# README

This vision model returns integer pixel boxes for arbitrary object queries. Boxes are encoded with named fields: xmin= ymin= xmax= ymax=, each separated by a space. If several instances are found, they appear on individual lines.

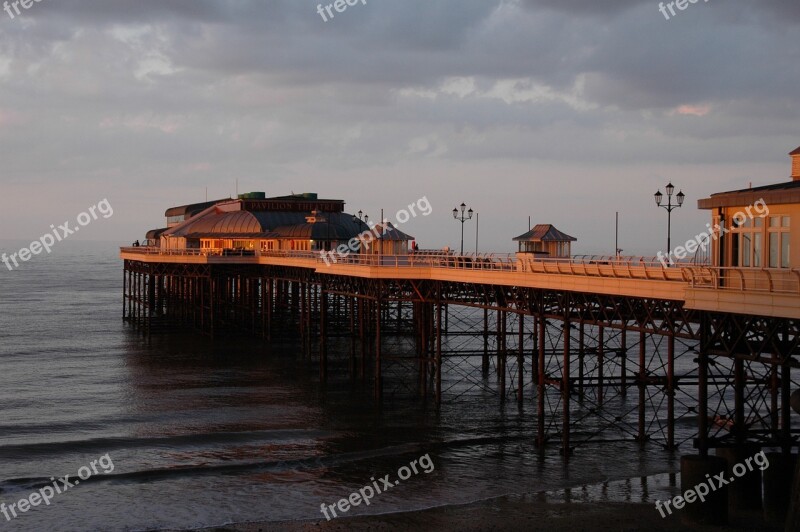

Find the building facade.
xmin=148 ymin=192 xmax=413 ymax=255
xmin=698 ymin=147 xmax=800 ymax=270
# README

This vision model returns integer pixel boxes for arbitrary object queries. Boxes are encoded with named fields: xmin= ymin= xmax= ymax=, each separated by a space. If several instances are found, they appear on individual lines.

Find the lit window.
xmin=741 ymin=233 xmax=751 ymax=267
xmin=753 ymin=233 xmax=762 ymax=267
xmin=769 ymin=233 xmax=779 ymax=268
xmin=782 ymin=233 xmax=790 ymax=268
xmin=767 ymin=216 xmax=791 ymax=268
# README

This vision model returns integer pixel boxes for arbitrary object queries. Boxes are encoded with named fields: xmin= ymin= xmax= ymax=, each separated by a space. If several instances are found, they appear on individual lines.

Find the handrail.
xmin=120 ymin=247 xmax=800 ymax=295
xmin=687 ymin=266 xmax=800 ymax=294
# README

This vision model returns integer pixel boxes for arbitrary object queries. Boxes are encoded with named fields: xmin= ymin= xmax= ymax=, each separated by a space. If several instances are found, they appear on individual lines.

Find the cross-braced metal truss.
xmin=122 ymin=262 xmax=799 ymax=458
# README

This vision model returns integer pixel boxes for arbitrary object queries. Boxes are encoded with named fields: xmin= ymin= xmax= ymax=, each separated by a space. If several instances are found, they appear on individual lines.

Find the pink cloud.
xmin=0 ymin=109 xmax=22 ymax=127
xmin=674 ymin=105 xmax=711 ymax=117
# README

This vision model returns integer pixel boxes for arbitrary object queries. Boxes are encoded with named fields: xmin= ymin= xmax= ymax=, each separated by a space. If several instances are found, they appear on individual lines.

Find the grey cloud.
xmin=0 ymin=0 xmax=798 ymax=252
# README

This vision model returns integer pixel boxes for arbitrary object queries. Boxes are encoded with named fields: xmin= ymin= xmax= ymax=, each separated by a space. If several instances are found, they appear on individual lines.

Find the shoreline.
xmin=197 ymin=498 xmax=772 ymax=532
xmin=189 ymin=474 xmax=776 ymax=532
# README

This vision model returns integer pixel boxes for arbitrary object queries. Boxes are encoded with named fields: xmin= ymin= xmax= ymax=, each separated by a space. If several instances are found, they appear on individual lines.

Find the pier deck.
xmin=121 ymin=247 xmax=800 ymax=319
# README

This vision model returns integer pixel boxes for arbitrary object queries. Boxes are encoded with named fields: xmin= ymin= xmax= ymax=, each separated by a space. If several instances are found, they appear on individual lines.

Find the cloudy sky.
xmin=0 ymin=0 xmax=798 ymax=254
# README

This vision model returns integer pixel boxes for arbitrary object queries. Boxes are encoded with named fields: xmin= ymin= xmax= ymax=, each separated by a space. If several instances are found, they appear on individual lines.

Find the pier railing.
xmin=686 ymin=266 xmax=800 ymax=294
xmin=518 ymin=255 xmax=692 ymax=281
xmin=324 ymin=252 xmax=518 ymax=271
xmin=119 ymin=247 xmax=321 ymax=259
xmin=120 ymin=246 xmax=211 ymax=255
xmin=119 ymin=247 xmax=800 ymax=294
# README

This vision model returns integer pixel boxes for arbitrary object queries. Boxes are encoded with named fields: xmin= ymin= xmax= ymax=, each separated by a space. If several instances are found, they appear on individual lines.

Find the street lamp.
xmin=354 ymin=210 xmax=369 ymax=228
xmin=452 ymin=202 xmax=474 ymax=255
xmin=654 ymin=183 xmax=685 ymax=264
xmin=353 ymin=211 xmax=370 ymax=253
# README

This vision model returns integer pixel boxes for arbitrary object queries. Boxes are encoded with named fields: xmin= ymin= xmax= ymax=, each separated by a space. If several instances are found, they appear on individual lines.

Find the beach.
xmin=208 ymin=496 xmax=772 ymax=532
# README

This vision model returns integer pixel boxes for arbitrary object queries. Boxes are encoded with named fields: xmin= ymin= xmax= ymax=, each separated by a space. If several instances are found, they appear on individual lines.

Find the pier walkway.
xmin=120 ymin=247 xmax=800 ymax=320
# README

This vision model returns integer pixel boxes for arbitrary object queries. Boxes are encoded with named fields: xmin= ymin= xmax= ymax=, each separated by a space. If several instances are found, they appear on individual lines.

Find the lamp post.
xmin=353 ymin=210 xmax=369 ymax=253
xmin=475 ymin=212 xmax=479 ymax=254
xmin=355 ymin=210 xmax=370 ymax=227
xmin=654 ymin=183 xmax=685 ymax=263
xmin=452 ymin=203 xmax=473 ymax=255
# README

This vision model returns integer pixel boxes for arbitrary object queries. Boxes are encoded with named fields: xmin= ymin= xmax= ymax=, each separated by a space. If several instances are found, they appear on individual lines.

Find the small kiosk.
xmin=513 ymin=224 xmax=576 ymax=270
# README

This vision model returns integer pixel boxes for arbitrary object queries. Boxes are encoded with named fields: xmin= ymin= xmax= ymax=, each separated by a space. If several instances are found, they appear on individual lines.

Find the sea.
xmin=0 ymin=241 xmax=685 ymax=531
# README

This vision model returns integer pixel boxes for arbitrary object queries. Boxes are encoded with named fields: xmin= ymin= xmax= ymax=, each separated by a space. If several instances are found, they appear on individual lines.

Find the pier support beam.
xmin=698 ymin=313 xmax=709 ymax=458
xmin=498 ymin=309 xmax=507 ymax=402
xmin=562 ymin=314 xmax=572 ymax=459
xmin=537 ymin=316 xmax=546 ymax=450
xmin=374 ymin=286 xmax=383 ymax=402
xmin=638 ymin=330 xmax=646 ymax=443
xmin=483 ymin=307 xmax=489 ymax=376
xmin=667 ymin=333 xmax=675 ymax=451
xmin=319 ymin=281 xmax=328 ymax=382
xmin=517 ymin=312 xmax=524 ymax=406
xmin=436 ymin=296 xmax=443 ymax=405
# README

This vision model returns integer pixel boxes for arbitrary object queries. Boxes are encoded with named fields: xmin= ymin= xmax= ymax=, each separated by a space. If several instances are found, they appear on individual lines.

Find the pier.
xmin=120 ymin=150 xmax=800 ymax=509
xmin=120 ymin=243 xmax=800 ymax=461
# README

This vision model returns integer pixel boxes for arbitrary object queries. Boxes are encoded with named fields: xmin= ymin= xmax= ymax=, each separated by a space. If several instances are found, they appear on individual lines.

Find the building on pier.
xmin=143 ymin=198 xmax=231 ymax=245
xmin=147 ymin=192 xmax=413 ymax=255
xmin=359 ymin=222 xmax=415 ymax=256
xmin=513 ymin=224 xmax=576 ymax=258
xmin=696 ymin=147 xmax=800 ymax=289
xmin=513 ymin=224 xmax=577 ymax=272
xmin=166 ymin=198 xmax=231 ymax=227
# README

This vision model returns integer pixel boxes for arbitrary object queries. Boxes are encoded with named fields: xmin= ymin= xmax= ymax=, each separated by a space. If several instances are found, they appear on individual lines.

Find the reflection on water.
xmin=540 ymin=472 xmax=680 ymax=505
xmin=0 ymin=242 xmax=681 ymax=531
